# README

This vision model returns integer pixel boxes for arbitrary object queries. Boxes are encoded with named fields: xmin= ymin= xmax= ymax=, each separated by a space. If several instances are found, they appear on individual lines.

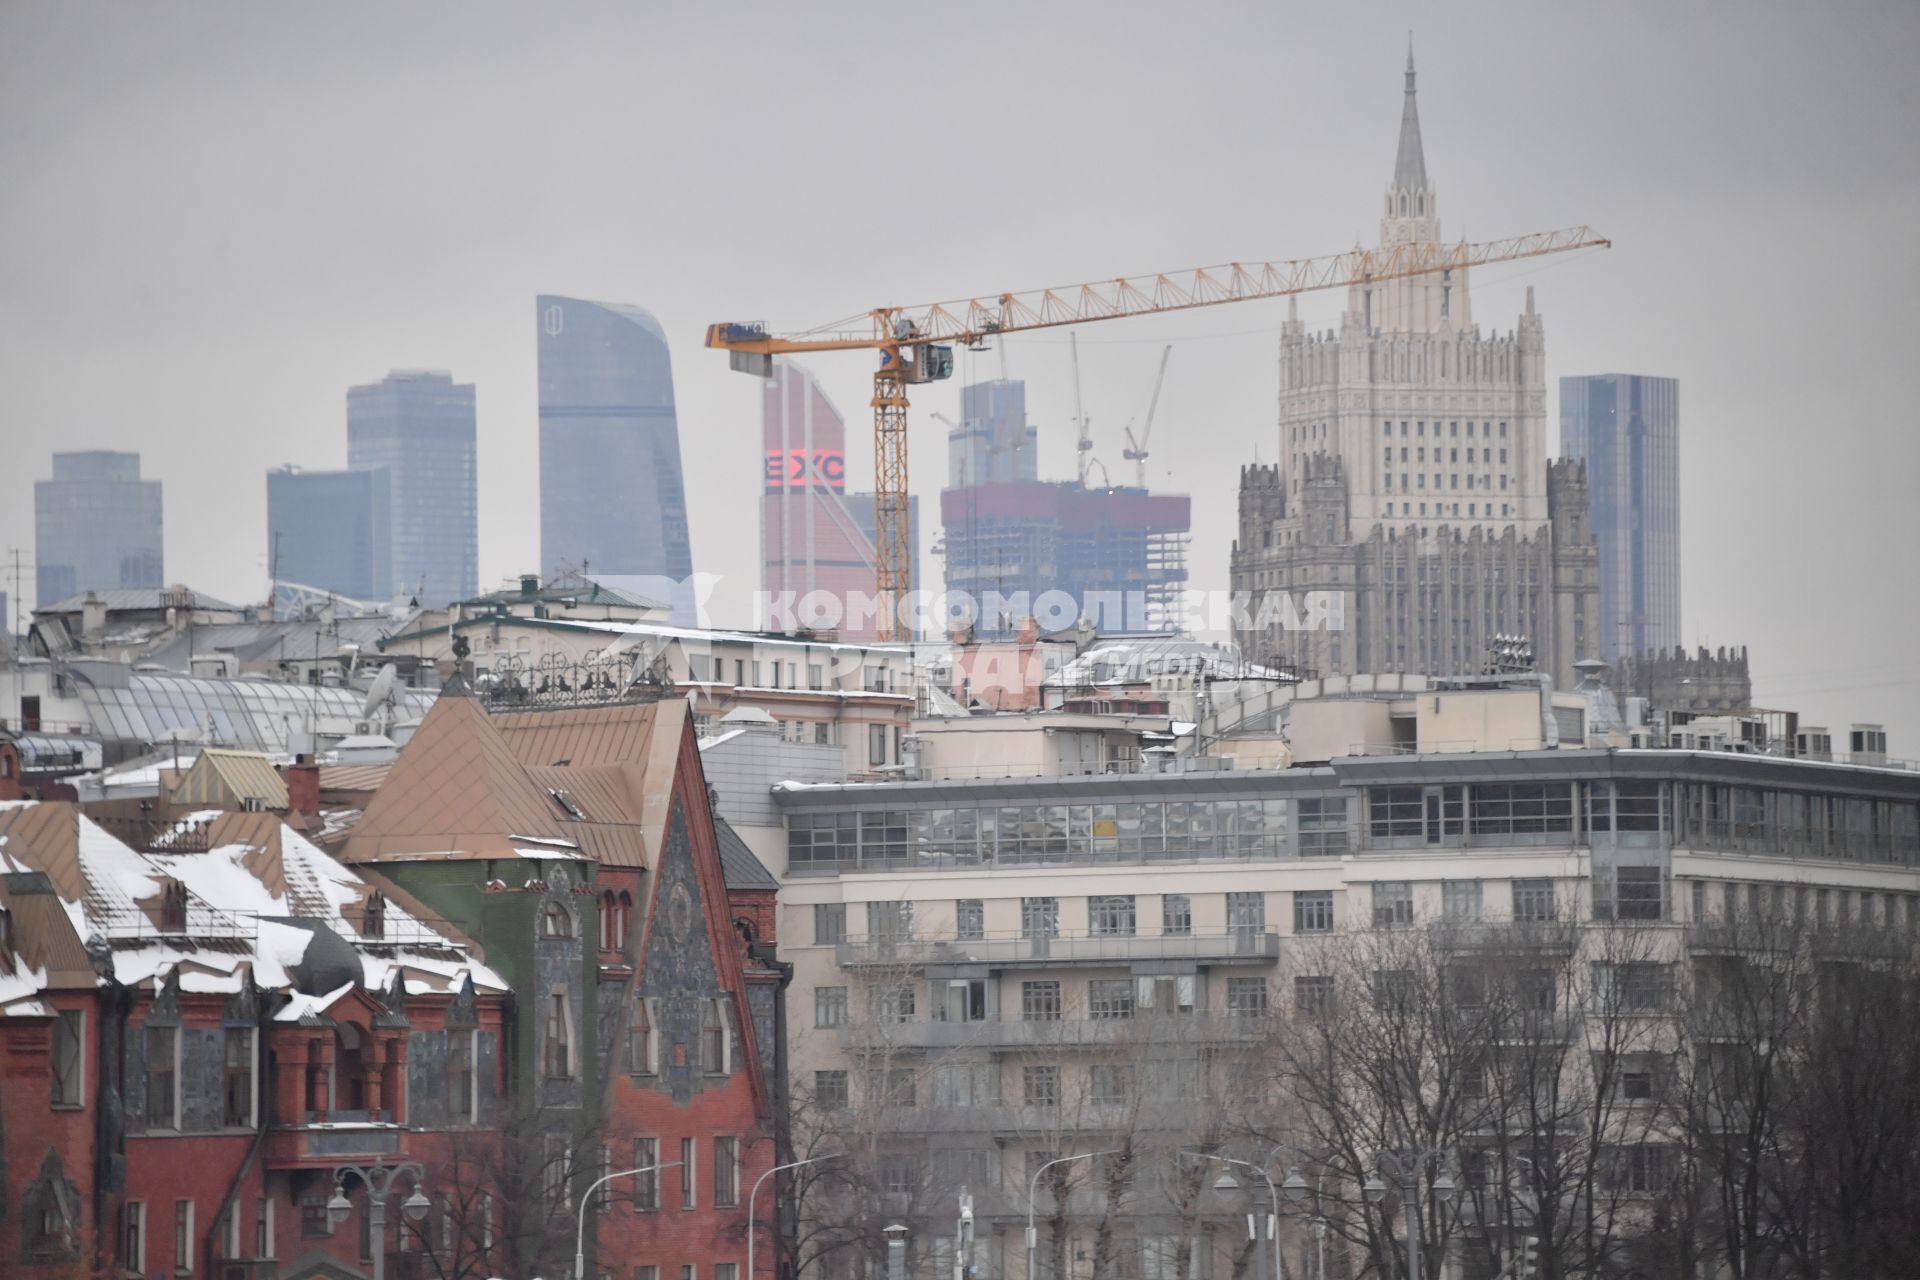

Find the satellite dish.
xmin=359 ymin=663 xmax=399 ymax=731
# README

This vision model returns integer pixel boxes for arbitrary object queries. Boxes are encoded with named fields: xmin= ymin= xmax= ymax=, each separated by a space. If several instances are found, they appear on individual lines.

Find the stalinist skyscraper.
xmin=1232 ymin=49 xmax=1597 ymax=687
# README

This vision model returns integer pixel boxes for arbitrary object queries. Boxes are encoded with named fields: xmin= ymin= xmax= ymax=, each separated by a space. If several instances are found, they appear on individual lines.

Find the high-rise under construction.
xmin=940 ymin=378 xmax=1190 ymax=636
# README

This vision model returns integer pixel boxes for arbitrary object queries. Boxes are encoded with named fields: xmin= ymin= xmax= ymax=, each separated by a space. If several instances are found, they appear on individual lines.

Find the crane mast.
xmin=708 ymin=225 xmax=1608 ymax=640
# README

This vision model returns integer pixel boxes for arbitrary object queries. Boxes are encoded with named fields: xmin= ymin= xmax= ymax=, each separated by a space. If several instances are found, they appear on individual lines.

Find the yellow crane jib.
xmin=707 ymin=226 xmax=1610 ymax=640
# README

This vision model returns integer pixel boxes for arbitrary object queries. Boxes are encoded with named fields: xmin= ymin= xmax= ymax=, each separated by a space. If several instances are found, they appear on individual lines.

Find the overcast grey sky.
xmin=3 ymin=1 xmax=1917 ymax=742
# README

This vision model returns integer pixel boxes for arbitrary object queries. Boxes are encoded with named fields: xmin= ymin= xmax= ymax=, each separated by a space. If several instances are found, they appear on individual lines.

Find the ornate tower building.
xmin=1232 ymin=50 xmax=1596 ymax=686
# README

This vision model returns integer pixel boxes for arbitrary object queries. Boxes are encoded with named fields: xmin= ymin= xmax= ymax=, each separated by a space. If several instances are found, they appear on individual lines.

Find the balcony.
xmin=859 ymin=1099 xmax=1238 ymax=1137
xmin=839 ymin=1013 xmax=1274 ymax=1053
xmin=264 ymin=1116 xmax=404 ymax=1168
xmin=1429 ymin=920 xmax=1579 ymax=952
xmin=836 ymin=928 xmax=1280 ymax=970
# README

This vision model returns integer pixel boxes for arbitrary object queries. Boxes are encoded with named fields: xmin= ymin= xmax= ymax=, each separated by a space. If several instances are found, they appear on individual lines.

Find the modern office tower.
xmin=1230 ymin=51 xmax=1597 ymax=685
xmin=345 ymin=369 xmax=478 ymax=607
xmin=537 ymin=295 xmax=694 ymax=585
xmin=760 ymin=360 xmax=918 ymax=639
xmin=266 ymin=465 xmax=393 ymax=603
xmin=33 ymin=450 xmax=164 ymax=606
xmin=1560 ymin=373 xmax=1681 ymax=661
xmin=940 ymin=377 xmax=1190 ymax=636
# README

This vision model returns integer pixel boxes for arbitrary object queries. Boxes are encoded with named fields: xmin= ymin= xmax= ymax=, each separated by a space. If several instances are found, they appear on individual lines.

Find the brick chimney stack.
xmin=286 ymin=754 xmax=320 ymax=815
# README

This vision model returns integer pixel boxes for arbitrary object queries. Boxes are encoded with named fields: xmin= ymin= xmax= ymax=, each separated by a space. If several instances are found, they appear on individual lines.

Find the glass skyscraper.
xmin=34 ymin=450 xmax=164 ymax=606
xmin=346 ymin=369 xmax=478 ymax=607
xmin=266 ymin=465 xmax=393 ymax=603
xmin=537 ymin=295 xmax=693 ymax=585
xmin=1560 ymin=373 xmax=1682 ymax=661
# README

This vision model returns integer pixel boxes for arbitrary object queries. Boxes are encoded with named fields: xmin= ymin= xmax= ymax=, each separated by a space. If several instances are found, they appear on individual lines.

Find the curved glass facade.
xmin=537 ymin=295 xmax=693 ymax=583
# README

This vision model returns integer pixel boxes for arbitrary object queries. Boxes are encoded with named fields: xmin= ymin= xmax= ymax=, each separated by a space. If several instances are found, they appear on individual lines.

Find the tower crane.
xmin=1121 ymin=344 xmax=1172 ymax=489
xmin=706 ymin=225 xmax=1609 ymax=640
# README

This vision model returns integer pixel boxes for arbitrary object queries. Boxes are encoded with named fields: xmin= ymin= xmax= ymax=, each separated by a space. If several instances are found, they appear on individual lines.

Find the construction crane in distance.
xmin=1121 ymin=344 xmax=1171 ymax=489
xmin=706 ymin=224 xmax=1610 ymax=641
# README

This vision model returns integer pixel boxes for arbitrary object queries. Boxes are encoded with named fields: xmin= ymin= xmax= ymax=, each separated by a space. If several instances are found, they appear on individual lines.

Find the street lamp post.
xmin=1025 ymin=1150 xmax=1117 ymax=1280
xmin=1363 ymin=1151 xmax=1454 ymax=1280
xmin=326 ymin=1161 xmax=431 ymax=1280
xmin=575 ymin=1160 xmax=683 ymax=1280
xmin=748 ymin=1153 xmax=844 ymax=1280
xmin=1182 ymin=1151 xmax=1283 ymax=1280
xmin=1281 ymin=1163 xmax=1328 ymax=1280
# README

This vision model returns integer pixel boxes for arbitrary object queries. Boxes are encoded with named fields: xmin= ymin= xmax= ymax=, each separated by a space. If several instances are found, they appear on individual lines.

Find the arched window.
xmin=598 ymin=892 xmax=617 ymax=952
xmin=616 ymin=891 xmax=632 ymax=948
xmin=541 ymin=901 xmax=573 ymax=939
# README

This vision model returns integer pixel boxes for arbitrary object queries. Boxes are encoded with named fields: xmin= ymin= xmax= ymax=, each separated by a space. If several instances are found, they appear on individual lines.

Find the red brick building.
xmin=339 ymin=686 xmax=786 ymax=1280
xmin=0 ymin=802 xmax=514 ymax=1280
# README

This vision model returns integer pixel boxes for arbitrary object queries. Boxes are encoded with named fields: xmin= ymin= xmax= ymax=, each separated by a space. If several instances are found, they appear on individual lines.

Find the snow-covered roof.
xmin=1046 ymin=637 xmax=1284 ymax=687
xmin=0 ymin=803 xmax=506 ymax=1002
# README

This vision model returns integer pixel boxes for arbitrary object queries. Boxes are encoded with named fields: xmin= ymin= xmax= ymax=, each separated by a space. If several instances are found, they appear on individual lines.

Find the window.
xmin=630 ymin=998 xmax=658 ymax=1074
xmin=1443 ymin=880 xmax=1483 ymax=920
xmin=931 ymin=1062 xmax=998 ymax=1107
xmin=448 ymin=1027 xmax=478 ymax=1122
xmin=1605 ymin=1145 xmax=1673 ymax=1194
xmin=1135 ymin=973 xmax=1198 ymax=1015
xmin=638 ymin=1269 xmax=660 ymax=1280
xmin=1023 ymin=981 xmax=1062 ymax=1021
xmin=1089 ymin=979 xmax=1134 ymax=1020
xmin=1227 ymin=976 xmax=1270 ymax=1017
xmin=701 ymin=999 xmax=729 ymax=1074
xmin=1591 ymin=781 xmax=1664 ymax=833
xmin=1598 ymin=962 xmax=1672 ymax=1012
xmin=146 ymin=1025 xmax=178 ymax=1128
xmin=1600 ymin=867 xmax=1665 ymax=921
xmin=1228 ymin=891 xmax=1267 ymax=944
xmin=174 ymin=1200 xmax=194 ymax=1272
xmin=1021 ymin=896 xmax=1059 ymax=939
xmin=223 ymin=1027 xmax=255 ymax=1127
xmin=1621 ymin=1067 xmax=1656 ymax=1101
xmin=956 ymin=899 xmax=985 ymax=941
xmin=544 ymin=1134 xmax=573 ymax=1212
xmin=52 ymin=1009 xmax=84 ymax=1105
xmin=1089 ymin=1064 xmax=1135 ymax=1105
xmin=814 ymin=987 xmax=848 ymax=1028
xmin=868 ymin=724 xmax=888 ymax=766
xmin=1372 ymin=882 xmax=1414 ymax=928
xmin=867 ymin=900 xmax=913 ymax=940
xmin=254 ymin=1197 xmax=273 ymax=1259
xmin=599 ymin=891 xmax=633 ymax=953
xmin=1162 ymin=894 xmax=1192 ymax=935
xmin=544 ymin=990 xmax=574 ymax=1077
xmin=1297 ymin=797 xmax=1349 ymax=854
xmin=1513 ymin=879 xmax=1558 ymax=921
xmin=1470 ymin=783 xmax=1574 ymax=836
xmin=300 ymin=1197 xmax=331 ymax=1238
xmin=714 ymin=1137 xmax=739 ymax=1207
xmin=633 ymin=1138 xmax=660 ymax=1211
xmin=125 ymin=1201 xmax=147 ymax=1276
xmin=680 ymin=1137 xmax=697 ymax=1210
xmin=869 ymin=983 xmax=915 ymax=1024
xmin=814 ymin=1070 xmax=849 ymax=1110
xmin=1090 ymin=894 xmax=1136 ymax=936
xmin=716 ymin=1266 xmax=739 ymax=1280
xmin=1691 ymin=880 xmax=1708 ymax=922
xmin=867 ymin=1067 xmax=915 ymax=1108
xmin=1295 ymin=975 xmax=1334 ymax=1017
xmin=1293 ymin=890 xmax=1334 ymax=933
xmin=1369 ymin=787 xmax=1425 ymax=838
xmin=1024 ymin=1064 xmax=1061 ymax=1108
xmin=541 ymin=901 xmax=574 ymax=939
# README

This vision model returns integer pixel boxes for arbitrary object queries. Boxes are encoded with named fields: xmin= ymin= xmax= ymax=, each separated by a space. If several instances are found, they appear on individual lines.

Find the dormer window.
xmin=160 ymin=882 xmax=188 ymax=933
xmin=362 ymin=892 xmax=386 ymax=940
xmin=548 ymin=788 xmax=585 ymax=820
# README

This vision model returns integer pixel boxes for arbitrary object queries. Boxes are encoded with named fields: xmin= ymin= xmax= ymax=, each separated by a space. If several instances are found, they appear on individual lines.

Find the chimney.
xmin=1016 ymin=615 xmax=1040 ymax=646
xmin=81 ymin=591 xmax=108 ymax=637
xmin=286 ymin=754 xmax=321 ymax=816
xmin=520 ymin=574 xmax=540 ymax=598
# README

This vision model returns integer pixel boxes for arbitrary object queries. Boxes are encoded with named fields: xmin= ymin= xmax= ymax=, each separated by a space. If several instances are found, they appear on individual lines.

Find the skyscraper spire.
xmin=1393 ymin=38 xmax=1429 ymax=195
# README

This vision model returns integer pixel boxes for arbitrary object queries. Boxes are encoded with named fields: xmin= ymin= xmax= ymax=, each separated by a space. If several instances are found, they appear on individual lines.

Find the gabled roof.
xmin=714 ymin=817 xmax=778 ymax=891
xmin=339 ymin=692 xmax=685 ymax=869
xmin=173 ymin=748 xmax=290 ymax=809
